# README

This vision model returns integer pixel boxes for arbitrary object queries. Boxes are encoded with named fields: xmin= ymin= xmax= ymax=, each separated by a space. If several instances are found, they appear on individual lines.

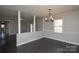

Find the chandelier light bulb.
xmin=50 ymin=16 xmax=53 ymax=19
xmin=45 ymin=18 xmax=47 ymax=20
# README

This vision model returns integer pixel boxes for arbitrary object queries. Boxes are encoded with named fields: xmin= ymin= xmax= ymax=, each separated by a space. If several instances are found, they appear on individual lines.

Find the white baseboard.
xmin=16 ymin=36 xmax=44 ymax=46
xmin=45 ymin=37 xmax=79 ymax=46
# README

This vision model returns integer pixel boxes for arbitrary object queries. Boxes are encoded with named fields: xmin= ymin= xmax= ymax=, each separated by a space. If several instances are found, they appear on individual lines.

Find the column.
xmin=33 ymin=15 xmax=36 ymax=32
xmin=42 ymin=17 xmax=44 ymax=32
xmin=18 ymin=10 xmax=21 ymax=34
xmin=30 ymin=24 xmax=33 ymax=32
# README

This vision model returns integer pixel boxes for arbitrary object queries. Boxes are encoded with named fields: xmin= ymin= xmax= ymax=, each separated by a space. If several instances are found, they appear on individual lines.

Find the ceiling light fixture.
xmin=45 ymin=8 xmax=54 ymax=22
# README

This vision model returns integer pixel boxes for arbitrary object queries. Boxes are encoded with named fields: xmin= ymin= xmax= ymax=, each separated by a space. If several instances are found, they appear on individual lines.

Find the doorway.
xmin=0 ymin=21 xmax=16 ymax=52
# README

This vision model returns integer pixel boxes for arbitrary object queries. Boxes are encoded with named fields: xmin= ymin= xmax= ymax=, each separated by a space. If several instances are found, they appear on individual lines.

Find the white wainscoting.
xmin=17 ymin=31 xmax=44 ymax=46
xmin=44 ymin=30 xmax=79 ymax=45
xmin=17 ymin=30 xmax=79 ymax=46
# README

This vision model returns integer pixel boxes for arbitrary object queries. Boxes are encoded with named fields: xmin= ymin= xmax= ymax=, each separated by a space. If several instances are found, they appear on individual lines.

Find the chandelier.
xmin=45 ymin=8 xmax=54 ymax=22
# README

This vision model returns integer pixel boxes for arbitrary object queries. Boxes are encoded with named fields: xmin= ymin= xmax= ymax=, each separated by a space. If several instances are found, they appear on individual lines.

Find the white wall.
xmin=44 ymin=21 xmax=54 ymax=31
xmin=8 ymin=19 xmax=33 ymax=35
xmin=8 ymin=20 xmax=18 ymax=35
xmin=36 ymin=18 xmax=43 ymax=31
xmin=44 ymin=10 xmax=79 ymax=45
xmin=17 ymin=31 xmax=44 ymax=46
xmin=21 ymin=20 xmax=33 ymax=33
xmin=59 ymin=10 xmax=79 ymax=32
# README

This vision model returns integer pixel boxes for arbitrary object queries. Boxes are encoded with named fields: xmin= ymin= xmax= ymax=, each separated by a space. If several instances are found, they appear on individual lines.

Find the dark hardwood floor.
xmin=0 ymin=34 xmax=16 ymax=53
xmin=0 ymin=37 xmax=79 ymax=53
xmin=16 ymin=38 xmax=79 ymax=53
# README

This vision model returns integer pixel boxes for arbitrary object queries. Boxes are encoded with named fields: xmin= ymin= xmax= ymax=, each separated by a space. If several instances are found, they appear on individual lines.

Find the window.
xmin=54 ymin=19 xmax=63 ymax=33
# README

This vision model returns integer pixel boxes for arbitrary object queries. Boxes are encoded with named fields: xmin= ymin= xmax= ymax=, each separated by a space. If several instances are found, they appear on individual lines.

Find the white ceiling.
xmin=0 ymin=5 xmax=79 ymax=19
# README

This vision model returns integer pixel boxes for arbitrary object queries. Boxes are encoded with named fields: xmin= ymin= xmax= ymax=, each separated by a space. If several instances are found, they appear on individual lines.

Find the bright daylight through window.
xmin=54 ymin=19 xmax=63 ymax=33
